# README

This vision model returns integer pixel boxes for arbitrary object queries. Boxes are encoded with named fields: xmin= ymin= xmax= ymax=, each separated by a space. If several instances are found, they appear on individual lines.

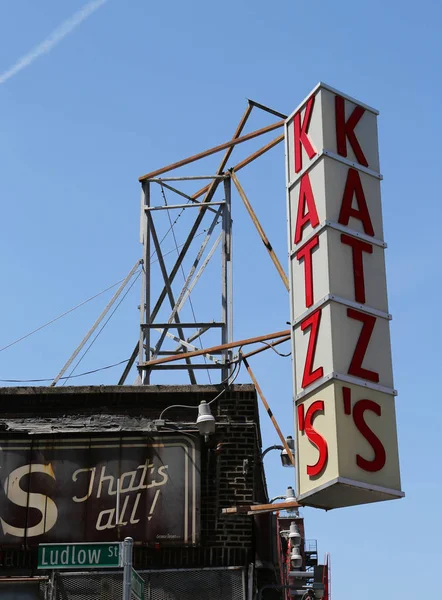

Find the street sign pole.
xmin=122 ymin=537 xmax=133 ymax=600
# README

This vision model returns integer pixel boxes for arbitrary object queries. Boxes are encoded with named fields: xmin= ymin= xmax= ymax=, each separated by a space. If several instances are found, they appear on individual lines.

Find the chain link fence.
xmin=39 ymin=567 xmax=246 ymax=600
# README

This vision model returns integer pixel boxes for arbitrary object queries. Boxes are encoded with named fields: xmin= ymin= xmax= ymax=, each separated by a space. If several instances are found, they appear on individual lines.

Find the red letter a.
xmin=294 ymin=173 xmax=319 ymax=244
xmin=338 ymin=168 xmax=374 ymax=237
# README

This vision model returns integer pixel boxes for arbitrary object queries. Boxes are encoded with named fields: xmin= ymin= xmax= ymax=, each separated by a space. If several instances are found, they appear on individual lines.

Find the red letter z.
xmin=347 ymin=308 xmax=379 ymax=383
xmin=301 ymin=309 xmax=324 ymax=388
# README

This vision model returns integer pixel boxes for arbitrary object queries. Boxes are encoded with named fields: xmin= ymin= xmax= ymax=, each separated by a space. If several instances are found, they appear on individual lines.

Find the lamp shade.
xmin=285 ymin=486 xmax=296 ymax=501
xmin=290 ymin=546 xmax=303 ymax=568
xmin=196 ymin=401 xmax=216 ymax=438
xmin=289 ymin=522 xmax=301 ymax=547
xmin=280 ymin=435 xmax=295 ymax=467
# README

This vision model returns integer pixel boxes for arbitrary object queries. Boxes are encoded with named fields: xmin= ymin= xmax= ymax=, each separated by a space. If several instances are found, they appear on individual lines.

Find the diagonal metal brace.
xmin=147 ymin=213 xmax=197 ymax=384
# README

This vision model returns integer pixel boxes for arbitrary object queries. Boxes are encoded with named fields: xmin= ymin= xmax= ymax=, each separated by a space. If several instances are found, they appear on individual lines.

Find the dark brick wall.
xmin=0 ymin=384 xmax=269 ymax=572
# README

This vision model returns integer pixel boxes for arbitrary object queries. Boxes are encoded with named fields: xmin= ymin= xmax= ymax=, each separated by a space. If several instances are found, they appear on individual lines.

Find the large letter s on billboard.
xmin=298 ymin=401 xmax=328 ymax=477
xmin=1 ymin=463 xmax=58 ymax=538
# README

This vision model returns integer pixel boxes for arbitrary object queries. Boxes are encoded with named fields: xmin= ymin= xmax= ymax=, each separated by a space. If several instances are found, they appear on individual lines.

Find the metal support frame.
xmin=222 ymin=177 xmax=232 ymax=380
xmin=137 ymin=176 xmax=233 ymax=384
xmin=119 ymin=99 xmax=287 ymax=385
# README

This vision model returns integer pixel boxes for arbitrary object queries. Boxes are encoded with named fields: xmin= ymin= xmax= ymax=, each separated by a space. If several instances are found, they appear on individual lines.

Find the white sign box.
xmin=290 ymin=225 xmax=389 ymax=321
xmin=295 ymin=380 xmax=403 ymax=509
xmin=286 ymin=84 xmax=381 ymax=184
xmin=293 ymin=301 xmax=394 ymax=397
xmin=288 ymin=156 xmax=385 ymax=243
xmin=286 ymin=83 xmax=403 ymax=507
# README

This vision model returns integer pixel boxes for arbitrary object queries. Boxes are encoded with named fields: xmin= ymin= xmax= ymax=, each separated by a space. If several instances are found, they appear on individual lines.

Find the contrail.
xmin=0 ymin=0 xmax=108 ymax=85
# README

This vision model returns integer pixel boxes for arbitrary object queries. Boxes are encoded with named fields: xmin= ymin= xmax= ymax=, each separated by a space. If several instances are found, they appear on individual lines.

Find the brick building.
xmin=0 ymin=383 xmax=290 ymax=599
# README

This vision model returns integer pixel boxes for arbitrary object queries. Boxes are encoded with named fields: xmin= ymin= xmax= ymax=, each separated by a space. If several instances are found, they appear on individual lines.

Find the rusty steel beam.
xmin=192 ymin=133 xmax=285 ymax=201
xmin=216 ymin=103 xmax=253 ymax=174
xmin=193 ymin=103 xmax=253 ymax=213
xmin=221 ymin=499 xmax=300 ymax=515
xmin=138 ymin=329 xmax=290 ymax=368
xmin=240 ymin=335 xmax=291 ymax=360
xmin=242 ymin=356 xmax=296 ymax=467
xmin=230 ymin=133 xmax=284 ymax=175
xmin=139 ymin=119 xmax=284 ymax=182
xmin=230 ymin=171 xmax=289 ymax=291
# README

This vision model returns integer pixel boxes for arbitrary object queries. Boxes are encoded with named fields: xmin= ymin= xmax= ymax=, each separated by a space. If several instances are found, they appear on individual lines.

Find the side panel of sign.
xmin=296 ymin=380 xmax=402 ymax=508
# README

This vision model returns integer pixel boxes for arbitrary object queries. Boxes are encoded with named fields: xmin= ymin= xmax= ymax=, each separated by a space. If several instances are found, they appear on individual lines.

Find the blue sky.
xmin=0 ymin=0 xmax=441 ymax=597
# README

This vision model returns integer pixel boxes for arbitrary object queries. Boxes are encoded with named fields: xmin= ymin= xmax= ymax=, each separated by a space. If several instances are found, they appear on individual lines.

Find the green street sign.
xmin=131 ymin=568 xmax=145 ymax=600
xmin=38 ymin=542 xmax=122 ymax=569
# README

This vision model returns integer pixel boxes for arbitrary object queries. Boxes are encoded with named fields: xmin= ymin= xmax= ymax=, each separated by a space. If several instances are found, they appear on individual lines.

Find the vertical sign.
xmin=285 ymin=82 xmax=404 ymax=509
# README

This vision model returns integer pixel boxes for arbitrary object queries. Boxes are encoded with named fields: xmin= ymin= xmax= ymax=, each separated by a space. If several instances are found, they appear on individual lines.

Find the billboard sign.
xmin=0 ymin=434 xmax=200 ymax=545
xmin=285 ymin=82 xmax=404 ymax=508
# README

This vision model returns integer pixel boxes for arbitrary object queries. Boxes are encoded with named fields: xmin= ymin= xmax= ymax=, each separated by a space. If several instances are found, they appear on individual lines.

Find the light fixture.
xmin=196 ymin=401 xmax=216 ymax=441
xmin=289 ymin=521 xmax=301 ymax=547
xmin=284 ymin=485 xmax=299 ymax=515
xmin=290 ymin=546 xmax=303 ymax=568
xmin=280 ymin=435 xmax=295 ymax=467
xmin=285 ymin=486 xmax=296 ymax=501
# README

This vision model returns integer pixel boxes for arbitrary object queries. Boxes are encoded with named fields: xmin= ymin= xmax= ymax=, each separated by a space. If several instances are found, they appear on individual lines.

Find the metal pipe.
xmin=152 ymin=180 xmax=218 ymax=214
xmin=150 ymin=363 xmax=222 ymax=370
xmin=262 ymin=444 xmax=284 ymax=458
xmin=139 ymin=329 xmax=290 ymax=367
xmin=242 ymin=356 xmax=296 ymax=467
xmin=153 ymin=328 xmax=220 ymax=363
xmin=270 ymin=494 xmax=287 ymax=503
xmin=192 ymin=133 xmax=285 ymax=201
xmin=230 ymin=171 xmax=289 ymax=291
xmin=140 ymin=182 xmax=151 ymax=383
xmin=240 ymin=335 xmax=291 ymax=360
xmin=191 ymin=104 xmax=254 ymax=205
xmin=138 ymin=119 xmax=284 ymax=181
xmin=143 ymin=322 xmax=224 ymax=329
xmin=145 ymin=201 xmax=225 ymax=211
xmin=122 ymin=537 xmax=133 ymax=600
xmin=51 ymin=260 xmax=141 ymax=386
xmin=216 ymin=104 xmax=253 ymax=173
xmin=247 ymin=99 xmax=288 ymax=120
xmin=147 ymin=175 xmax=227 ymax=181
xmin=172 ymin=326 xmax=211 ymax=352
xmin=230 ymin=133 xmax=285 ymax=174
xmin=221 ymin=177 xmax=232 ymax=380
